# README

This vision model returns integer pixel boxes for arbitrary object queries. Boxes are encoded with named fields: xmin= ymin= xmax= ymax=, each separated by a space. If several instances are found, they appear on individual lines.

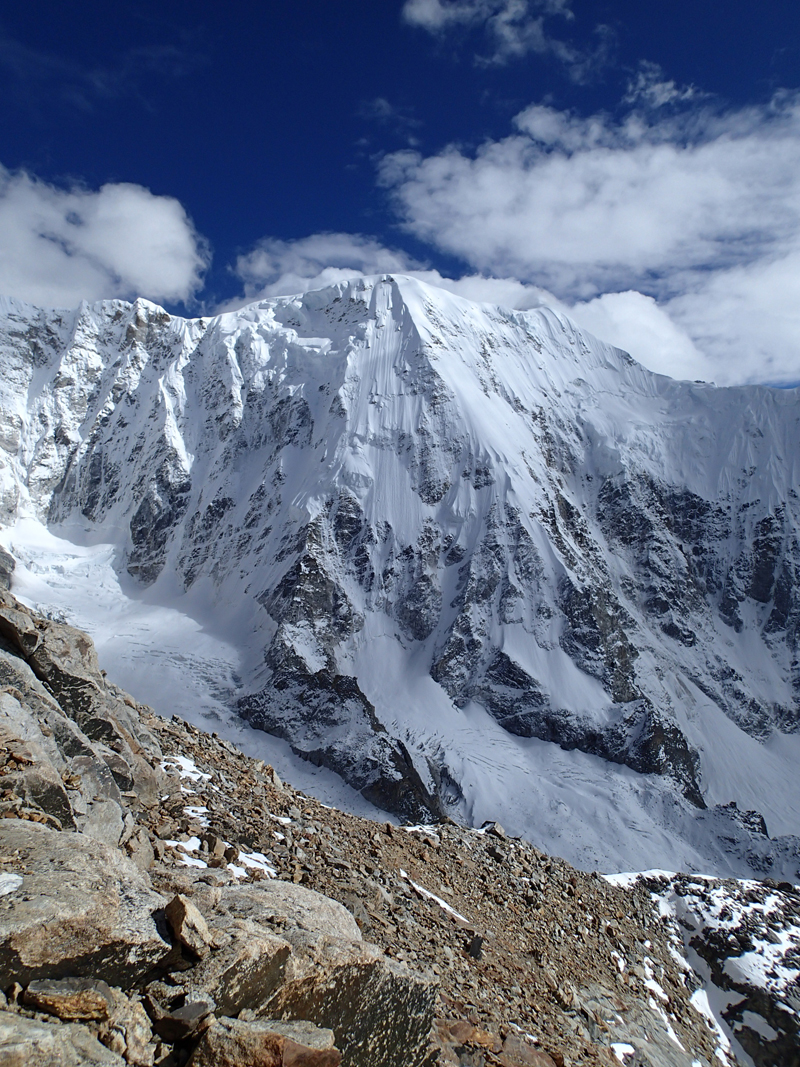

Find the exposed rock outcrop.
xmin=0 ymin=587 xmax=437 ymax=1067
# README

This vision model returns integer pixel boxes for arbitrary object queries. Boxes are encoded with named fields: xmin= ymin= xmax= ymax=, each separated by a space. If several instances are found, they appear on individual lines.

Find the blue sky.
xmin=1 ymin=1 xmax=800 ymax=384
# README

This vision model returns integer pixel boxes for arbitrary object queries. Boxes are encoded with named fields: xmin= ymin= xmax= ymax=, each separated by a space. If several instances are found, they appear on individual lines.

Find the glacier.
xmin=0 ymin=275 xmax=798 ymax=877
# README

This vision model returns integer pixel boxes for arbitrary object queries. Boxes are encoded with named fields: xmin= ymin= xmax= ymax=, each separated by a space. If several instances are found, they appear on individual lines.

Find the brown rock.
xmin=443 ymin=1019 xmax=474 ymax=1044
xmin=188 ymin=1017 xmax=340 ymax=1067
xmin=97 ymin=995 xmax=154 ymax=1067
xmin=23 ymin=977 xmax=116 ymax=1020
xmin=500 ymin=1034 xmax=557 ymax=1067
xmin=165 ymin=894 xmax=211 ymax=959
xmin=125 ymin=829 xmax=156 ymax=872
xmin=21 ymin=978 xmax=155 ymax=1064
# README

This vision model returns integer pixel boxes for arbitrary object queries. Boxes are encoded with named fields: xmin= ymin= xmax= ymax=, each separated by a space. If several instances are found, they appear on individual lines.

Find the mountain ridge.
xmin=1 ymin=275 xmax=799 ymax=877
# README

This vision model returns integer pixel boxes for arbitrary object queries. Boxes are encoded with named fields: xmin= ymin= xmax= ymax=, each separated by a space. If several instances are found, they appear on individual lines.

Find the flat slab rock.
xmin=0 ymin=821 xmax=170 ymax=987
xmin=0 ymin=1009 xmax=125 ymax=1066
xmin=189 ymin=1017 xmax=341 ymax=1067
xmin=208 ymin=880 xmax=362 ymax=951
xmin=23 ymin=977 xmax=119 ymax=1021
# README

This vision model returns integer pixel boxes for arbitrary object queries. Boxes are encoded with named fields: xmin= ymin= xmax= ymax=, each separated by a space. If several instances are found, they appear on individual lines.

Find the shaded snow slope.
xmin=0 ymin=276 xmax=798 ymax=875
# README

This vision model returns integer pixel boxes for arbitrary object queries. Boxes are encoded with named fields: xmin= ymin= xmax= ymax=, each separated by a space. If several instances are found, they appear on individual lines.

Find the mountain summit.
xmin=1 ymin=275 xmax=798 ymax=875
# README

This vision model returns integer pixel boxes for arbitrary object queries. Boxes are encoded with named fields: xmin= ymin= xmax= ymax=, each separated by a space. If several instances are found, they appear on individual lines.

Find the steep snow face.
xmin=0 ymin=277 xmax=799 ymax=875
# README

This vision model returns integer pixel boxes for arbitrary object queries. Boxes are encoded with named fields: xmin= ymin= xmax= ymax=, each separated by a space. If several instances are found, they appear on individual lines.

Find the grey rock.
xmin=0 ymin=647 xmax=63 ymax=724
xmin=70 ymin=753 xmax=123 ymax=804
xmin=205 ymin=880 xmax=362 ymax=951
xmin=0 ymin=625 xmax=161 ymax=828
xmin=78 ymin=797 xmax=125 ymax=848
xmin=0 ymin=594 xmax=161 ymax=764
xmin=144 ymin=994 xmax=215 ymax=1043
xmin=0 ymin=548 xmax=14 ymax=592
xmin=0 ymin=691 xmax=75 ymax=829
xmin=0 ymin=603 xmax=42 ymax=658
xmin=183 ymin=918 xmax=291 ymax=1017
xmin=164 ymin=893 xmax=211 ymax=959
xmin=0 ymin=821 xmax=170 ymax=987
xmin=124 ymin=829 xmax=155 ymax=872
xmin=264 ymin=939 xmax=437 ymax=1067
xmin=0 ymin=1009 xmax=126 ymax=1066
xmin=573 ymin=984 xmax=710 ymax=1067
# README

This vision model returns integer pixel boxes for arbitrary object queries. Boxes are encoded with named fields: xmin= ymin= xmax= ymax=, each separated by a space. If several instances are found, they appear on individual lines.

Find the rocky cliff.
xmin=0 ymin=583 xmax=434 ymax=1067
xmin=1 ymin=277 xmax=799 ymax=875
xmin=1 ymin=584 xmax=798 ymax=1066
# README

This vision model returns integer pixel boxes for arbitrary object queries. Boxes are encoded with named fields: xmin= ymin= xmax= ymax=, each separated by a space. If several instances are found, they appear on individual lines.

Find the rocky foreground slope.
xmin=1 ymin=575 xmax=798 ymax=1066
xmin=1 ymin=277 xmax=800 ymax=876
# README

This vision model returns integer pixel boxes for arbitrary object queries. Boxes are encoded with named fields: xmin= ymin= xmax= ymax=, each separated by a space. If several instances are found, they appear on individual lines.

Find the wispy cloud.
xmin=0 ymin=29 xmax=203 ymax=114
xmin=623 ymin=61 xmax=700 ymax=109
xmin=359 ymin=97 xmax=422 ymax=145
xmin=400 ymin=0 xmax=609 ymax=79
xmin=0 ymin=166 xmax=208 ymax=308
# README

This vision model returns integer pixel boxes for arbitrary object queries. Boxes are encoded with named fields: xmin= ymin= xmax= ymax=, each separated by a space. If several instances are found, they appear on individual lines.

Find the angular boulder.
xmin=23 ymin=977 xmax=117 ymax=1020
xmin=202 ymin=880 xmax=362 ymax=951
xmin=188 ymin=1017 xmax=341 ymax=1067
xmin=0 ymin=591 xmax=161 ymax=765
xmin=0 ymin=821 xmax=170 ymax=987
xmin=0 ymin=691 xmax=75 ymax=829
xmin=265 ymin=939 xmax=437 ymax=1067
xmin=0 ymin=1010 xmax=125 ymax=1066
xmin=164 ymin=894 xmax=211 ymax=959
xmin=192 ymin=877 xmax=436 ymax=1066
xmin=183 ymin=918 xmax=291 ymax=1017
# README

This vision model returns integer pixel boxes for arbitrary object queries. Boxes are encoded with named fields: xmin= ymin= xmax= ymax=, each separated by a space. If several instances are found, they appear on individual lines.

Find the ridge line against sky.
xmin=0 ymin=0 xmax=799 ymax=387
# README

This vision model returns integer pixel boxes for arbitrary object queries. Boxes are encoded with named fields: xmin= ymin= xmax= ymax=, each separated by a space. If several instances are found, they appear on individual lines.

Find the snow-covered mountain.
xmin=1 ymin=275 xmax=799 ymax=877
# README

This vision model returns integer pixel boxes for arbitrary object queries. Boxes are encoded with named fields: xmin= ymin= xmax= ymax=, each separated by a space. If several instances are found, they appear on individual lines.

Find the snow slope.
xmin=0 ymin=276 xmax=798 ymax=876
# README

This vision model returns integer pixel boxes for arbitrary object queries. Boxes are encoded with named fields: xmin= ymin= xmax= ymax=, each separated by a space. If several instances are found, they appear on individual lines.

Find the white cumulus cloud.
xmin=228 ymin=232 xmax=420 ymax=307
xmin=0 ymin=166 xmax=208 ymax=309
xmin=379 ymin=93 xmax=800 ymax=384
xmin=226 ymin=230 xmax=556 ymax=314
xmin=564 ymin=291 xmax=712 ymax=382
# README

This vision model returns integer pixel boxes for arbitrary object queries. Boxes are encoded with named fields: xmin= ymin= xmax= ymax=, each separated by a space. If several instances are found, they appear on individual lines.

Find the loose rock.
xmin=0 ymin=822 xmax=170 ymax=987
